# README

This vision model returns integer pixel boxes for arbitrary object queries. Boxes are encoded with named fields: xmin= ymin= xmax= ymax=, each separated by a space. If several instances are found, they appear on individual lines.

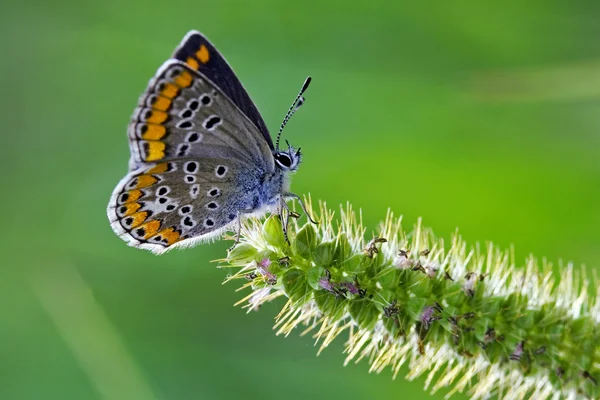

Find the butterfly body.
xmin=107 ymin=31 xmax=308 ymax=254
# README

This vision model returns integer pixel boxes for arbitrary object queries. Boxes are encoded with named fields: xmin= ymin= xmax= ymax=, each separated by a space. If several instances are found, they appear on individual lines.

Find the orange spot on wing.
xmin=122 ymin=202 xmax=141 ymax=216
xmin=174 ymin=70 xmax=193 ymax=88
xmin=159 ymin=82 xmax=179 ymax=99
xmin=154 ymin=227 xmax=181 ymax=246
xmin=136 ymin=174 xmax=158 ymax=188
xmin=123 ymin=189 xmax=142 ymax=203
xmin=196 ymin=45 xmax=210 ymax=64
xmin=147 ymin=163 xmax=169 ymax=174
xmin=146 ymin=110 xmax=168 ymax=124
xmin=151 ymin=96 xmax=172 ymax=111
xmin=139 ymin=220 xmax=161 ymax=239
xmin=145 ymin=142 xmax=166 ymax=161
xmin=186 ymin=56 xmax=199 ymax=70
xmin=129 ymin=211 xmax=149 ymax=228
xmin=141 ymin=124 xmax=167 ymax=140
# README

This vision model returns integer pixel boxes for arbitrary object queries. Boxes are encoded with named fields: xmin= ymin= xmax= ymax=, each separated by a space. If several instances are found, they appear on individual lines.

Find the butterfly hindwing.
xmin=172 ymin=31 xmax=274 ymax=150
xmin=128 ymin=60 xmax=274 ymax=172
xmin=108 ymin=158 xmax=264 ymax=254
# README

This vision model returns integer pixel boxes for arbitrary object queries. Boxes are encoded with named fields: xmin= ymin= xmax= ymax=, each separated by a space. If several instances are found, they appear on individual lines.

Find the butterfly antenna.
xmin=276 ymin=76 xmax=312 ymax=151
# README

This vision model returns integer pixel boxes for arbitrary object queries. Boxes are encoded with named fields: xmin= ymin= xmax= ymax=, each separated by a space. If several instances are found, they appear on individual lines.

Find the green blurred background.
xmin=2 ymin=0 xmax=599 ymax=399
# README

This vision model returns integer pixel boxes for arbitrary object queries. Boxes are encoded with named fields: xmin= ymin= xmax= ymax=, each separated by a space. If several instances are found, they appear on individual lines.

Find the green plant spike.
xmin=219 ymin=199 xmax=599 ymax=400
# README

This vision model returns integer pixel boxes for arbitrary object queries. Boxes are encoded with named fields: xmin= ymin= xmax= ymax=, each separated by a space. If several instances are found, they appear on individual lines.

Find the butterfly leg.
xmin=284 ymin=192 xmax=318 ymax=224
xmin=278 ymin=196 xmax=291 ymax=244
xmin=229 ymin=211 xmax=242 ymax=251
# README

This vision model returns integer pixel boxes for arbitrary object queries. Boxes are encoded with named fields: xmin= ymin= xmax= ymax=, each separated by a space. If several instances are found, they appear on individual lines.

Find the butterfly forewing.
xmin=172 ymin=31 xmax=273 ymax=150
xmin=128 ymin=60 xmax=273 ymax=171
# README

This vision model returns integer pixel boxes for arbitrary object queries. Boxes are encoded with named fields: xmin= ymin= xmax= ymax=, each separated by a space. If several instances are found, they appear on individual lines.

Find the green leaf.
xmin=474 ymin=318 xmax=488 ymax=341
xmin=333 ymin=234 xmax=352 ymax=265
xmin=378 ymin=269 xmax=399 ymax=288
xmin=405 ymin=297 xmax=427 ymax=321
xmin=410 ymin=278 xmax=433 ymax=299
xmin=262 ymin=215 xmax=287 ymax=248
xmin=282 ymin=269 xmax=309 ymax=304
xmin=377 ymin=289 xmax=396 ymax=305
xmin=515 ymin=311 xmax=534 ymax=331
xmin=340 ymin=254 xmax=364 ymax=274
xmin=349 ymin=300 xmax=378 ymax=330
xmin=307 ymin=266 xmax=325 ymax=290
xmin=294 ymin=223 xmax=317 ymax=260
xmin=438 ymin=317 xmax=452 ymax=333
xmin=227 ymin=243 xmax=257 ymax=263
xmin=314 ymin=240 xmax=336 ymax=267
xmin=485 ymin=341 xmax=503 ymax=362
xmin=314 ymin=291 xmax=346 ymax=321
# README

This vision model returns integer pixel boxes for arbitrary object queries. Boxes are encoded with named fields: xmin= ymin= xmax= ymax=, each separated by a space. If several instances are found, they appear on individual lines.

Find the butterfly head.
xmin=274 ymin=140 xmax=301 ymax=171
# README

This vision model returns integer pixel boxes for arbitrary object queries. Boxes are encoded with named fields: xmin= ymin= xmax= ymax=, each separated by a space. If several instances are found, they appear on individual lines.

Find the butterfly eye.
xmin=280 ymin=154 xmax=292 ymax=167
xmin=275 ymin=153 xmax=292 ymax=169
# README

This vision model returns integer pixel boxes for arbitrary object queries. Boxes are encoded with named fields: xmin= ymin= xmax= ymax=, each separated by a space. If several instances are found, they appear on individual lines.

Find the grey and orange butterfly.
xmin=107 ymin=31 xmax=312 ymax=254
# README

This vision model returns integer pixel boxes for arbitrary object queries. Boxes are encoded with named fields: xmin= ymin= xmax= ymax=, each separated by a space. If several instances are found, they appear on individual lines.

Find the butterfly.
xmin=107 ymin=31 xmax=314 ymax=254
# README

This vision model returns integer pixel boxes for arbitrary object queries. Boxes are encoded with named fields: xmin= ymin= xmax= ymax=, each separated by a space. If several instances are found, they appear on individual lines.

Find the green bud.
xmin=262 ymin=215 xmax=287 ymax=248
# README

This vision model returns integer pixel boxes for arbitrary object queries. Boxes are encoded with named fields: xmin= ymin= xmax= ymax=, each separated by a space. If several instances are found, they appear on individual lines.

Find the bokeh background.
xmin=2 ymin=0 xmax=599 ymax=399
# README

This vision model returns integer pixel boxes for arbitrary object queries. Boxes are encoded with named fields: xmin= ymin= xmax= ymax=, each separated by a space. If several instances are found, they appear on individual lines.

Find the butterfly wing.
xmin=172 ymin=31 xmax=274 ymax=150
xmin=108 ymin=158 xmax=265 ymax=254
xmin=128 ymin=60 xmax=273 ymax=172
xmin=109 ymin=34 xmax=280 ymax=253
